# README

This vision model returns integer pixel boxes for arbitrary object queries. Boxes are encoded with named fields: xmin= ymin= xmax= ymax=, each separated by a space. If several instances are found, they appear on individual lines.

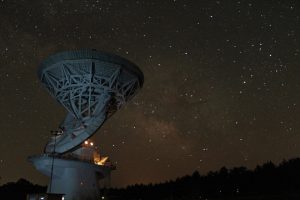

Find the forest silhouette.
xmin=2 ymin=158 xmax=300 ymax=199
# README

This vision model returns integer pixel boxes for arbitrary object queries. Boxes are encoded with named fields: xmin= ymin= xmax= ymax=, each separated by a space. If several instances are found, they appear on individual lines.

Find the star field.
xmin=0 ymin=0 xmax=299 ymax=187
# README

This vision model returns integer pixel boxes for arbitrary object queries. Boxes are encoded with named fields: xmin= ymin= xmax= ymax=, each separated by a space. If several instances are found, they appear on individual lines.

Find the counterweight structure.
xmin=29 ymin=50 xmax=143 ymax=200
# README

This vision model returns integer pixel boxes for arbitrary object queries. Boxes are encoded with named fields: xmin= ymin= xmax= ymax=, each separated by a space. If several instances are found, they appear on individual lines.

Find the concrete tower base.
xmin=29 ymin=155 xmax=112 ymax=200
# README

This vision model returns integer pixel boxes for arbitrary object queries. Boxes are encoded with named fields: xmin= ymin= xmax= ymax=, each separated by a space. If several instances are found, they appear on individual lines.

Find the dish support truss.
xmin=40 ymin=59 xmax=141 ymax=154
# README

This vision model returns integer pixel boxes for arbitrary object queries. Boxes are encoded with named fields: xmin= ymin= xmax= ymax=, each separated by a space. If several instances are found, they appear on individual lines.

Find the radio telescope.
xmin=29 ymin=49 xmax=143 ymax=200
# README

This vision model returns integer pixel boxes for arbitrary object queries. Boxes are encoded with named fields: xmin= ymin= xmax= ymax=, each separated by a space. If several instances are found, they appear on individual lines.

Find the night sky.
xmin=0 ymin=0 xmax=299 ymax=187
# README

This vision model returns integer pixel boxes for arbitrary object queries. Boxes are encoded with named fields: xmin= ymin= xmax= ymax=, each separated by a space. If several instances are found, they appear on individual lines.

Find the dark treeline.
xmin=0 ymin=178 xmax=46 ymax=199
xmin=2 ymin=158 xmax=300 ymax=199
xmin=102 ymin=158 xmax=300 ymax=200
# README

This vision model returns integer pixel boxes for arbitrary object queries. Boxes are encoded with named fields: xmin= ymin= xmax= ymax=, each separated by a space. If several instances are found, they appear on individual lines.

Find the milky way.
xmin=0 ymin=0 xmax=299 ymax=187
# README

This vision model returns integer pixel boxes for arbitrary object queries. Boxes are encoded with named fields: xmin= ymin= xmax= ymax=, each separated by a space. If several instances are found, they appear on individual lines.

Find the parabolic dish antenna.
xmin=38 ymin=49 xmax=144 ymax=154
xmin=29 ymin=49 xmax=144 ymax=200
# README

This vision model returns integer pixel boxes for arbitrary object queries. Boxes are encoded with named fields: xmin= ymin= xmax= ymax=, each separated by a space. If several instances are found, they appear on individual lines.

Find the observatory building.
xmin=29 ymin=50 xmax=143 ymax=200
